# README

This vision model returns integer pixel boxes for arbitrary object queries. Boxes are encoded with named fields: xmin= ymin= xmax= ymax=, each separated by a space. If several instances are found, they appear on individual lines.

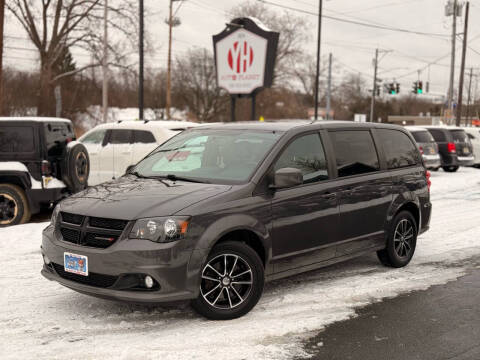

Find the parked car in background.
xmin=406 ymin=126 xmax=441 ymax=170
xmin=462 ymin=127 xmax=480 ymax=167
xmin=424 ymin=126 xmax=474 ymax=172
xmin=0 ymin=117 xmax=89 ymax=226
xmin=42 ymin=121 xmax=431 ymax=320
xmin=78 ymin=120 xmax=199 ymax=186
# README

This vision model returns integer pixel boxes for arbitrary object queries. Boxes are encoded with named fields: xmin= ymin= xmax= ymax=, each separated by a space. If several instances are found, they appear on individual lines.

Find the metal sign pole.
xmin=251 ymin=92 xmax=256 ymax=120
xmin=230 ymin=96 xmax=236 ymax=122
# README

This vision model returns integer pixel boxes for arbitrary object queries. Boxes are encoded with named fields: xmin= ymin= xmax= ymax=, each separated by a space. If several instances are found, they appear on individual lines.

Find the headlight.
xmin=50 ymin=206 xmax=60 ymax=226
xmin=129 ymin=217 xmax=190 ymax=243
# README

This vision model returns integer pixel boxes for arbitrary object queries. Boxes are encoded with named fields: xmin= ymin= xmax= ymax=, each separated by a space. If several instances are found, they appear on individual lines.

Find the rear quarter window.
xmin=329 ymin=130 xmax=380 ymax=177
xmin=377 ymin=129 xmax=420 ymax=169
xmin=133 ymin=130 xmax=156 ymax=144
xmin=0 ymin=126 xmax=35 ymax=153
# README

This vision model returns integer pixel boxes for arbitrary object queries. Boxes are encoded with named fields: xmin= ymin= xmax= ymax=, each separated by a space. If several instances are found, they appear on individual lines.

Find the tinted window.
xmin=411 ymin=130 xmax=434 ymax=143
xmin=330 ymin=130 xmax=379 ymax=177
xmin=450 ymin=130 xmax=469 ymax=143
xmin=274 ymin=134 xmax=328 ymax=184
xmin=133 ymin=130 xmax=156 ymax=144
xmin=0 ymin=126 xmax=35 ymax=152
xmin=108 ymin=130 xmax=132 ymax=144
xmin=427 ymin=129 xmax=446 ymax=142
xmin=378 ymin=129 xmax=420 ymax=169
xmin=81 ymin=129 xmax=107 ymax=144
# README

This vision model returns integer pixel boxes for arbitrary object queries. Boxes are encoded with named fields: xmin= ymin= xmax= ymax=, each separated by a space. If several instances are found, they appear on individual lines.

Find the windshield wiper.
xmin=159 ymin=174 xmax=209 ymax=184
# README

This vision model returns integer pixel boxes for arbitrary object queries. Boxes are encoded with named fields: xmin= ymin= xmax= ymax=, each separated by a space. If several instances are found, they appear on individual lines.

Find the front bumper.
xmin=41 ymin=224 xmax=207 ymax=303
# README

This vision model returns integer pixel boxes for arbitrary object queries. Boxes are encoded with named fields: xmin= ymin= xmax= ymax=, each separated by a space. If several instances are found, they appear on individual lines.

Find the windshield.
xmin=132 ymin=128 xmax=282 ymax=184
xmin=411 ymin=130 xmax=434 ymax=143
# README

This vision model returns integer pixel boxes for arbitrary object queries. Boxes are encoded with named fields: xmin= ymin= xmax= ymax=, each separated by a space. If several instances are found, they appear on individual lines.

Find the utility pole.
xmin=314 ymin=0 xmax=323 ymax=121
xmin=326 ymin=53 xmax=332 ymax=120
xmin=139 ymin=0 xmax=144 ymax=120
xmin=370 ymin=48 xmax=379 ymax=122
xmin=102 ymin=0 xmax=108 ymax=123
xmin=466 ymin=67 xmax=473 ymax=126
xmin=0 ymin=0 xmax=5 ymax=115
xmin=447 ymin=0 xmax=458 ymax=123
xmin=456 ymin=1 xmax=469 ymax=127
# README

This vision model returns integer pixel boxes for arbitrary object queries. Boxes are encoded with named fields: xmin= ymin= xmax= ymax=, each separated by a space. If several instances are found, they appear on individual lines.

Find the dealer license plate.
xmin=464 ymin=147 xmax=469 ymax=154
xmin=64 ymin=252 xmax=88 ymax=276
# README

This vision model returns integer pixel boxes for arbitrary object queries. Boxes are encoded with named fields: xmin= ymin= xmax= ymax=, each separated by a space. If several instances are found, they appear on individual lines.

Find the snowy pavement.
xmin=1 ymin=168 xmax=480 ymax=359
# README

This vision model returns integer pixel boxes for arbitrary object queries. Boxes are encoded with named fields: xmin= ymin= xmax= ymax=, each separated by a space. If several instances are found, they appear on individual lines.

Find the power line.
xmin=258 ymin=0 xmax=450 ymax=39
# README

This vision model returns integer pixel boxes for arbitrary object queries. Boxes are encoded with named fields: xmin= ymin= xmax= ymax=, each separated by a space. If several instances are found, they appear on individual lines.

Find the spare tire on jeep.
xmin=61 ymin=141 xmax=90 ymax=193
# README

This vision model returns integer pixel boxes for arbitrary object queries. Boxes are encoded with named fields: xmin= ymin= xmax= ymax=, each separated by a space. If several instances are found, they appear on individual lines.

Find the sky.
xmin=4 ymin=0 xmax=480 ymax=100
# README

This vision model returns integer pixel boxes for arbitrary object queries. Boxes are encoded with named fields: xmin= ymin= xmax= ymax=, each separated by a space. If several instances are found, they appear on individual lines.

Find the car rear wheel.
xmin=377 ymin=210 xmax=417 ymax=268
xmin=0 ymin=184 xmax=31 ymax=226
xmin=191 ymin=241 xmax=264 ymax=320
xmin=442 ymin=166 xmax=459 ymax=172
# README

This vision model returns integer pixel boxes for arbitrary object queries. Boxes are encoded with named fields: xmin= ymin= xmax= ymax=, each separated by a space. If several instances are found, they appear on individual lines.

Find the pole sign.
xmin=213 ymin=18 xmax=279 ymax=95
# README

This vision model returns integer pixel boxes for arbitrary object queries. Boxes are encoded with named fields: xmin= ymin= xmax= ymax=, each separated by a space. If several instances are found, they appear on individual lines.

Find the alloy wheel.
xmin=200 ymin=253 xmax=253 ymax=310
xmin=393 ymin=219 xmax=414 ymax=258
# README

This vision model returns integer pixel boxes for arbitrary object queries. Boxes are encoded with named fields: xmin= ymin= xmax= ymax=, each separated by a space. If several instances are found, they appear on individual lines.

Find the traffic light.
xmin=412 ymin=81 xmax=422 ymax=94
xmin=418 ymin=81 xmax=423 ymax=94
xmin=387 ymin=82 xmax=400 ymax=95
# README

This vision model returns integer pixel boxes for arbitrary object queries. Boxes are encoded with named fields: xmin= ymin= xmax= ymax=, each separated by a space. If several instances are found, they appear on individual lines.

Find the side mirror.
xmin=270 ymin=168 xmax=303 ymax=189
xmin=125 ymin=164 xmax=135 ymax=175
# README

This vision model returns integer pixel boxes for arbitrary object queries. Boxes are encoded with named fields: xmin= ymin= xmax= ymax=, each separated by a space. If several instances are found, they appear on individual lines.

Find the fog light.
xmin=43 ymin=254 xmax=51 ymax=265
xmin=144 ymin=275 xmax=154 ymax=288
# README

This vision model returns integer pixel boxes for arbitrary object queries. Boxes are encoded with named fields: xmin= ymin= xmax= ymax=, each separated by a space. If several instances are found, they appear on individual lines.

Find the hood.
xmin=60 ymin=176 xmax=232 ymax=220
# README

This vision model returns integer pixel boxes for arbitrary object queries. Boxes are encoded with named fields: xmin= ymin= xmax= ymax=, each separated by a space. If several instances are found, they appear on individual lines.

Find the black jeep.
xmin=0 ymin=117 xmax=89 ymax=226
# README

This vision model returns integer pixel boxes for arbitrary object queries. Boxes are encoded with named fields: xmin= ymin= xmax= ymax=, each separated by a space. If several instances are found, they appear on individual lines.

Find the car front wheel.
xmin=442 ymin=166 xmax=459 ymax=172
xmin=191 ymin=241 xmax=264 ymax=320
xmin=377 ymin=210 xmax=417 ymax=268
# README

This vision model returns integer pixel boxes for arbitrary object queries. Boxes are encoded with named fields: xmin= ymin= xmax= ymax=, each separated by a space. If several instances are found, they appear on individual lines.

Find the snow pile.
xmin=75 ymin=106 xmax=190 ymax=132
xmin=0 ymin=168 xmax=480 ymax=359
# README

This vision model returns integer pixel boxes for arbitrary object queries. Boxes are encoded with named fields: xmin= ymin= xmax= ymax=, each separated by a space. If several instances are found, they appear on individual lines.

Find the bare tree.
xmin=230 ymin=1 xmax=310 ymax=85
xmin=6 ymin=0 xmax=138 ymax=116
xmin=173 ymin=48 xmax=228 ymax=122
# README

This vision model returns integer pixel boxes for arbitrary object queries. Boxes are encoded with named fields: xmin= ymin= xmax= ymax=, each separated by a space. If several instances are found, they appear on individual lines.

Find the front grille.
xmin=61 ymin=212 xmax=84 ymax=225
xmin=60 ymin=227 xmax=80 ymax=244
xmin=89 ymin=216 xmax=128 ymax=230
xmin=58 ymin=213 xmax=128 ymax=249
xmin=52 ymin=263 xmax=118 ymax=288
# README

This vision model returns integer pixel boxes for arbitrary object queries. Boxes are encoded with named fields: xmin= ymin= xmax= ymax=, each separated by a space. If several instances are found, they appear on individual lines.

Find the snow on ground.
xmin=1 ymin=168 xmax=480 ymax=360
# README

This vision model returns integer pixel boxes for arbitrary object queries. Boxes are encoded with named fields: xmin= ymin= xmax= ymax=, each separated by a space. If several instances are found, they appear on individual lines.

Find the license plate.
xmin=64 ymin=252 xmax=88 ymax=276
xmin=464 ymin=147 xmax=469 ymax=154
xmin=430 ymin=148 xmax=435 ymax=154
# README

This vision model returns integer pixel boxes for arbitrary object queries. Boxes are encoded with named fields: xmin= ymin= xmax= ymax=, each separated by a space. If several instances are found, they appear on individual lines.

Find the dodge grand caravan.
xmin=41 ymin=121 xmax=431 ymax=320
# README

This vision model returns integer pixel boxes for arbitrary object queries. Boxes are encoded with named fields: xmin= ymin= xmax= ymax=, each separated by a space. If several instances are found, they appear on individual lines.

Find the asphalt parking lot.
xmin=302 ymin=262 xmax=480 ymax=360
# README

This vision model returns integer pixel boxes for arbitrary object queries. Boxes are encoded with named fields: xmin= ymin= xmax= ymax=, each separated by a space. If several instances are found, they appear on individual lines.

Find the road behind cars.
xmin=0 ymin=167 xmax=479 ymax=360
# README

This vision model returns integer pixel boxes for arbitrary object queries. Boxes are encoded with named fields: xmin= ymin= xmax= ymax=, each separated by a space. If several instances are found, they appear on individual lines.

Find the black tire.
xmin=0 ymin=184 xmax=31 ymax=226
xmin=62 ymin=142 xmax=90 ymax=193
xmin=191 ymin=241 xmax=264 ymax=320
xmin=442 ymin=165 xmax=459 ymax=172
xmin=377 ymin=210 xmax=417 ymax=268
xmin=431 ymin=167 xmax=439 ymax=172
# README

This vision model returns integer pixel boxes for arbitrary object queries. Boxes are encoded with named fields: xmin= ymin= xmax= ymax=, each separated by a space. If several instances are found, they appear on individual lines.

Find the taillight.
xmin=447 ymin=142 xmax=456 ymax=153
xmin=66 ymin=137 xmax=72 ymax=144
xmin=419 ymin=146 xmax=424 ymax=155
xmin=41 ymin=160 xmax=51 ymax=176
xmin=426 ymin=170 xmax=431 ymax=191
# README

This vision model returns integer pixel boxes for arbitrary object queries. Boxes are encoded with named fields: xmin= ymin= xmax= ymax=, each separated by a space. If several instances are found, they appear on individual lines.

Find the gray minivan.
xmin=41 ymin=121 xmax=431 ymax=320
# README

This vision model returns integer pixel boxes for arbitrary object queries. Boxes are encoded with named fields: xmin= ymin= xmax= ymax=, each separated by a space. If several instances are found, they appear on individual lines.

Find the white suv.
xmin=462 ymin=127 xmax=480 ymax=167
xmin=78 ymin=120 xmax=198 ymax=185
